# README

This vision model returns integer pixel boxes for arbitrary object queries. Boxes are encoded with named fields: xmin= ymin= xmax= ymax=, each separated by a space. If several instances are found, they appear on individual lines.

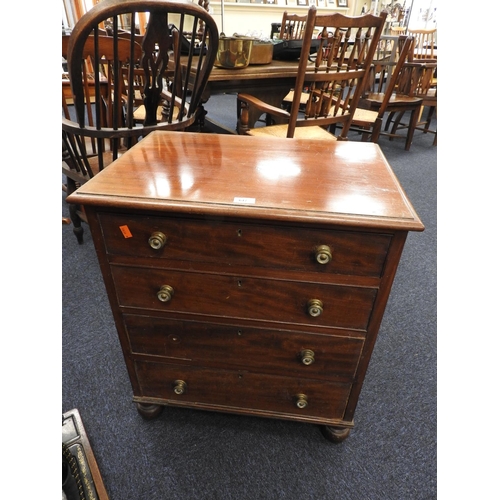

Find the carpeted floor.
xmin=62 ymin=94 xmax=437 ymax=499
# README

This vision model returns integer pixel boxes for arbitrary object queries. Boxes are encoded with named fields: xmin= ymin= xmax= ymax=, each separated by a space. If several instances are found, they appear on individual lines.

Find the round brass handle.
xmin=157 ymin=285 xmax=174 ymax=303
xmin=307 ymin=299 xmax=323 ymax=317
xmin=148 ymin=231 xmax=167 ymax=250
xmin=295 ymin=394 xmax=308 ymax=409
xmin=300 ymin=349 xmax=315 ymax=366
xmin=315 ymin=245 xmax=332 ymax=265
xmin=173 ymin=380 xmax=186 ymax=395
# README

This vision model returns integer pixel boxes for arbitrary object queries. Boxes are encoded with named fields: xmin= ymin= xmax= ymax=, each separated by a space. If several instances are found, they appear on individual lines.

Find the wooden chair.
xmin=408 ymin=28 xmax=436 ymax=60
xmin=347 ymin=35 xmax=414 ymax=146
xmin=415 ymin=81 xmax=437 ymax=143
xmin=236 ymin=8 xmax=387 ymax=140
xmin=390 ymin=26 xmax=407 ymax=36
xmin=384 ymin=60 xmax=437 ymax=146
xmin=363 ymin=59 xmax=436 ymax=151
xmin=279 ymin=11 xmax=308 ymax=40
xmin=62 ymin=0 xmax=219 ymax=243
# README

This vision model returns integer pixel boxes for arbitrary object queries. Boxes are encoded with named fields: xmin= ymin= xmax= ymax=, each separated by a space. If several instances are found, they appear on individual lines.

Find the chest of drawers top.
xmin=68 ymin=131 xmax=423 ymax=232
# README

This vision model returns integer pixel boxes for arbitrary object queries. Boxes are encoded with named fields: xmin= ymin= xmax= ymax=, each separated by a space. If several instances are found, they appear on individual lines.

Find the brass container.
xmin=249 ymin=41 xmax=273 ymax=65
xmin=215 ymin=35 xmax=254 ymax=69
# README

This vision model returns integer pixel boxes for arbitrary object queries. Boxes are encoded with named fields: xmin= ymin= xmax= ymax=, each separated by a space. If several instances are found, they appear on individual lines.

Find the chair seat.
xmin=353 ymin=107 xmax=379 ymax=124
xmin=283 ymin=90 xmax=309 ymax=105
xmin=133 ymin=104 xmax=167 ymax=122
xmin=247 ymin=124 xmax=337 ymax=140
xmin=365 ymin=92 xmax=422 ymax=106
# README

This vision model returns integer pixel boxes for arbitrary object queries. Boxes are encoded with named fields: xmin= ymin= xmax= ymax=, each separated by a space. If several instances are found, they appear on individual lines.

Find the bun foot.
xmin=320 ymin=425 xmax=351 ymax=443
xmin=136 ymin=402 xmax=164 ymax=420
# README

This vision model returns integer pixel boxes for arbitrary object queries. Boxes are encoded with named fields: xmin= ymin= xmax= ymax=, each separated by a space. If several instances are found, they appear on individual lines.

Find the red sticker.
xmin=119 ymin=225 xmax=133 ymax=238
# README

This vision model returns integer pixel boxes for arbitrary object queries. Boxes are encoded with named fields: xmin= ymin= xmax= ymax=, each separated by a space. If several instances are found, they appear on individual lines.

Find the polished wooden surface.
xmin=70 ymin=131 xmax=423 ymax=231
xmin=203 ymin=58 xmax=302 ymax=87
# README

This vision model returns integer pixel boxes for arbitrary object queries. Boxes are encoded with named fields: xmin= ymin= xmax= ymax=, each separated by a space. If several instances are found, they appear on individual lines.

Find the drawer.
xmin=98 ymin=213 xmax=391 ymax=277
xmin=112 ymin=265 xmax=377 ymax=331
xmin=124 ymin=314 xmax=364 ymax=382
xmin=135 ymin=360 xmax=351 ymax=422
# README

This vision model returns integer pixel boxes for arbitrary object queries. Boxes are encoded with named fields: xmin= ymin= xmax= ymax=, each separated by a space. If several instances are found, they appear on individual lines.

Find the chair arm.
xmin=237 ymin=93 xmax=291 ymax=134
xmin=237 ymin=93 xmax=291 ymax=120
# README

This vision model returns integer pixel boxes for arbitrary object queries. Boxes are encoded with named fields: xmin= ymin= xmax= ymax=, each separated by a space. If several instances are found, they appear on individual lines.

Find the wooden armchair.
xmin=62 ymin=0 xmax=219 ymax=243
xmin=236 ymin=8 xmax=387 ymax=140
xmin=383 ymin=59 xmax=437 ymax=147
xmin=347 ymin=35 xmax=414 ymax=146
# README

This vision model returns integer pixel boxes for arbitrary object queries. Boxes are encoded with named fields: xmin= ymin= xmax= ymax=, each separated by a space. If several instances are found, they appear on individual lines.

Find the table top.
xmin=69 ymin=131 xmax=423 ymax=232
xmin=207 ymin=59 xmax=301 ymax=83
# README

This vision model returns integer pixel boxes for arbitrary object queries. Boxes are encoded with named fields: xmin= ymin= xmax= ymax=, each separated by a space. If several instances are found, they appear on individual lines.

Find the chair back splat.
xmin=237 ymin=7 xmax=387 ymax=140
xmin=62 ymin=0 xmax=219 ymax=243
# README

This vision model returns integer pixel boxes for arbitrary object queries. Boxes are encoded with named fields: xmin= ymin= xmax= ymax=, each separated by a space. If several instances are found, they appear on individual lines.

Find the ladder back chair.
xmin=383 ymin=58 xmax=437 ymax=147
xmin=62 ymin=0 xmax=219 ymax=243
xmin=408 ymin=28 xmax=436 ymax=60
xmin=279 ymin=11 xmax=309 ymax=40
xmin=347 ymin=35 xmax=414 ymax=146
xmin=237 ymin=8 xmax=387 ymax=140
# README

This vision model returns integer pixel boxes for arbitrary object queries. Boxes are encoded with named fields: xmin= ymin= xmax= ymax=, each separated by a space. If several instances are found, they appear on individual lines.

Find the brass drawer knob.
xmin=295 ymin=394 xmax=308 ymax=409
xmin=300 ymin=349 xmax=315 ymax=366
xmin=148 ymin=231 xmax=167 ymax=250
xmin=173 ymin=380 xmax=187 ymax=395
xmin=315 ymin=245 xmax=332 ymax=264
xmin=307 ymin=299 xmax=323 ymax=317
xmin=157 ymin=285 xmax=174 ymax=303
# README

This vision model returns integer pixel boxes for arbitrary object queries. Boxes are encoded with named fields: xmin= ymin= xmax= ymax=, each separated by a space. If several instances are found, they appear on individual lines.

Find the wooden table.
xmin=68 ymin=131 xmax=424 ymax=442
xmin=187 ymin=58 xmax=302 ymax=131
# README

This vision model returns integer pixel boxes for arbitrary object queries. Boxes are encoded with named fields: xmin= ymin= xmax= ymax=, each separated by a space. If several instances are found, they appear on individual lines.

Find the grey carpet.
xmin=62 ymin=94 xmax=436 ymax=499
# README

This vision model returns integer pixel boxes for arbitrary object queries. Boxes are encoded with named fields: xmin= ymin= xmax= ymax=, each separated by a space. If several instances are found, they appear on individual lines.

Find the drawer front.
xmin=124 ymin=314 xmax=363 ymax=381
xmin=112 ymin=265 xmax=377 ymax=331
xmin=135 ymin=360 xmax=351 ymax=421
xmin=99 ymin=213 xmax=391 ymax=277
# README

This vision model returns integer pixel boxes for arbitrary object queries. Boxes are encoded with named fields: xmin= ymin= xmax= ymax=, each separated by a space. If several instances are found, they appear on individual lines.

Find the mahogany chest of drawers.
xmin=68 ymin=131 xmax=424 ymax=442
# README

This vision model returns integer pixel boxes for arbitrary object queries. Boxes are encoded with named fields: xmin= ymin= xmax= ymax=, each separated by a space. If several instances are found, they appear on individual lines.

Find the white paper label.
xmin=233 ymin=197 xmax=256 ymax=204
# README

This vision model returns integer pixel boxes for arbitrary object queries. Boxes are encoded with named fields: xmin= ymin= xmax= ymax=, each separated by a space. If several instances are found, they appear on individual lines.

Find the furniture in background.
xmin=348 ymin=35 xmax=413 ymax=146
xmin=67 ymin=130 xmax=424 ymax=443
xmin=184 ymin=57 xmax=303 ymax=132
xmin=353 ymin=54 xmax=437 ymax=151
xmin=62 ymin=0 xmax=219 ymax=243
xmin=372 ymin=34 xmax=400 ymax=82
xmin=384 ymin=59 xmax=437 ymax=147
xmin=408 ymin=28 xmax=437 ymax=60
xmin=390 ymin=25 xmax=407 ymax=36
xmin=278 ymin=10 xmax=308 ymax=40
xmin=236 ymin=8 xmax=387 ymax=140
xmin=414 ymin=84 xmax=437 ymax=145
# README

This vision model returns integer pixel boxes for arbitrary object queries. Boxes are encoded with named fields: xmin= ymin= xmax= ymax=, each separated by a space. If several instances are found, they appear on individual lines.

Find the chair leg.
xmin=370 ymin=118 xmax=383 ymax=144
xmin=403 ymin=108 xmax=419 ymax=151
xmin=384 ymin=111 xmax=396 ymax=132
xmin=423 ymin=105 xmax=436 ymax=133
xmin=389 ymin=112 xmax=405 ymax=142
